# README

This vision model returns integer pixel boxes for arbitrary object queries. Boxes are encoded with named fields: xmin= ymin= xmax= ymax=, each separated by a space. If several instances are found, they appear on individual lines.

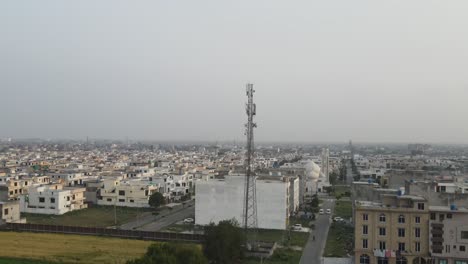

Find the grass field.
xmin=323 ymin=223 xmax=354 ymax=257
xmin=254 ymin=229 xmax=309 ymax=248
xmin=0 ymin=231 xmax=153 ymax=264
xmin=0 ymin=258 xmax=52 ymax=264
xmin=334 ymin=200 xmax=353 ymax=220
xmin=333 ymin=186 xmax=351 ymax=198
xmin=23 ymin=205 xmax=151 ymax=227
xmin=245 ymin=248 xmax=302 ymax=264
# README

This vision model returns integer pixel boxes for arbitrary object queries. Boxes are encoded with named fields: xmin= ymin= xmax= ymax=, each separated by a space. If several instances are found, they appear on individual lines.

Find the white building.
xmin=19 ymin=184 xmax=87 ymax=215
xmin=195 ymin=175 xmax=292 ymax=230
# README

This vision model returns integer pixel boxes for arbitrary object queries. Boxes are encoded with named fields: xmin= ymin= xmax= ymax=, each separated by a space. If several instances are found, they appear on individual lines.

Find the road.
xmin=299 ymin=197 xmax=336 ymax=264
xmin=346 ymin=160 xmax=354 ymax=185
xmin=120 ymin=200 xmax=195 ymax=231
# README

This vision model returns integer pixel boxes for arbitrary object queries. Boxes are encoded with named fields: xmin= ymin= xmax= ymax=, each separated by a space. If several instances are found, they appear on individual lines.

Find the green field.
xmin=0 ymin=258 xmax=52 ymax=264
xmin=333 ymin=186 xmax=351 ymax=198
xmin=23 ymin=205 xmax=151 ymax=227
xmin=0 ymin=231 xmax=153 ymax=264
xmin=334 ymin=200 xmax=353 ymax=220
xmin=254 ymin=229 xmax=309 ymax=247
xmin=324 ymin=223 xmax=354 ymax=257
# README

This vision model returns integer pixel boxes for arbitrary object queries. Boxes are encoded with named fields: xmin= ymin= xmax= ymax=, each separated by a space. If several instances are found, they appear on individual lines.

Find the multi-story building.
xmin=0 ymin=178 xmax=33 ymax=200
xmin=354 ymin=194 xmax=431 ymax=264
xmin=195 ymin=174 xmax=292 ymax=230
xmin=429 ymin=206 xmax=468 ymax=264
xmin=19 ymin=184 xmax=87 ymax=215
xmin=97 ymin=178 xmax=160 ymax=208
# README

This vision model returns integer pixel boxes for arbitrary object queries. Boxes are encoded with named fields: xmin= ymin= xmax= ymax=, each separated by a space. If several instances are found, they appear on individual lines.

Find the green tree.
xmin=203 ymin=219 xmax=245 ymax=264
xmin=127 ymin=243 xmax=206 ymax=264
xmin=148 ymin=192 xmax=166 ymax=208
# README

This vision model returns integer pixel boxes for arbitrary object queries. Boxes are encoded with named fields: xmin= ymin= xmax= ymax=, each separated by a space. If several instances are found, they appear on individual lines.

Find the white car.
xmin=183 ymin=218 xmax=194 ymax=224
xmin=326 ymin=209 xmax=331 ymax=214
xmin=292 ymin=224 xmax=302 ymax=231
xmin=334 ymin=217 xmax=344 ymax=222
xmin=319 ymin=209 xmax=324 ymax=214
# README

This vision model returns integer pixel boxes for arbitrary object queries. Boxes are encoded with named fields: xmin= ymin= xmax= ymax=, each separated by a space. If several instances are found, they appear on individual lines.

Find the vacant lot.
xmin=324 ymin=223 xmax=354 ymax=257
xmin=23 ymin=205 xmax=151 ymax=227
xmin=0 ymin=231 xmax=153 ymax=264
xmin=334 ymin=200 xmax=353 ymax=220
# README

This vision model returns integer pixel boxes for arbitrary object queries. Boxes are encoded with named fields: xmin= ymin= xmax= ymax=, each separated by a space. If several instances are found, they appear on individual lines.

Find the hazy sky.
xmin=1 ymin=1 xmax=468 ymax=143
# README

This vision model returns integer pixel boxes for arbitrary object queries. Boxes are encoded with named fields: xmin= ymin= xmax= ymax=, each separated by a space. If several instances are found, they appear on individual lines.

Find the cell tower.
xmin=243 ymin=83 xmax=258 ymax=241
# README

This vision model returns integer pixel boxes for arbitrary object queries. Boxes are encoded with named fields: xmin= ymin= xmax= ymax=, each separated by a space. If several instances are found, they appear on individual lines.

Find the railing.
xmin=0 ymin=223 xmax=204 ymax=243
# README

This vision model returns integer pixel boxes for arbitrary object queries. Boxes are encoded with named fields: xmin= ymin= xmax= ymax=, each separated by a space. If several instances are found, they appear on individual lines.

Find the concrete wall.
xmin=195 ymin=175 xmax=289 ymax=230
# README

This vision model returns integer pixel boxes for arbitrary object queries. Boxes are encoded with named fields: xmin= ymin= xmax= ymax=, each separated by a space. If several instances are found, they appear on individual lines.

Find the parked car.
xmin=183 ymin=218 xmax=194 ymax=224
xmin=319 ymin=209 xmax=324 ymax=214
xmin=333 ymin=217 xmax=344 ymax=222
xmin=326 ymin=209 xmax=331 ymax=214
xmin=292 ymin=224 xmax=302 ymax=231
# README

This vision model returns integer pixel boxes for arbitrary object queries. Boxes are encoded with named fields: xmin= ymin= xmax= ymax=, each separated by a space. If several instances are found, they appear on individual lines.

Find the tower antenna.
xmin=243 ymin=83 xmax=258 ymax=249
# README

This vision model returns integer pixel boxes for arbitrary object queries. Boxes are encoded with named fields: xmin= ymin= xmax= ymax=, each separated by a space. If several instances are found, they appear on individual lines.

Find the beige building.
xmin=429 ymin=206 xmax=468 ymax=264
xmin=0 ymin=200 xmax=26 ymax=223
xmin=354 ymin=195 xmax=431 ymax=264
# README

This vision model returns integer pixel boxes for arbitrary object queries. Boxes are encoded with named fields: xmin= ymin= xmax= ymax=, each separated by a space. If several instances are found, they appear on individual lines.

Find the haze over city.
xmin=2 ymin=0 xmax=468 ymax=143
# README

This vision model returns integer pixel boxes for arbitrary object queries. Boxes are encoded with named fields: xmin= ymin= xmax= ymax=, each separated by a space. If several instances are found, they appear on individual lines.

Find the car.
xmin=326 ymin=209 xmax=331 ymax=214
xmin=292 ymin=224 xmax=302 ymax=231
xmin=183 ymin=218 xmax=194 ymax=224
xmin=319 ymin=209 xmax=324 ymax=214
xmin=333 ymin=217 xmax=344 ymax=222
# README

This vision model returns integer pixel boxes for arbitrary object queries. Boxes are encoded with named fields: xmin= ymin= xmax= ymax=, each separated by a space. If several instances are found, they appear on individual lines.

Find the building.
xmin=0 ymin=200 xmax=26 ymax=224
xmin=19 ymin=184 xmax=87 ymax=215
xmin=97 ymin=178 xmax=160 ymax=208
xmin=429 ymin=206 xmax=468 ymax=264
xmin=354 ymin=194 xmax=431 ymax=264
xmin=195 ymin=175 xmax=292 ymax=230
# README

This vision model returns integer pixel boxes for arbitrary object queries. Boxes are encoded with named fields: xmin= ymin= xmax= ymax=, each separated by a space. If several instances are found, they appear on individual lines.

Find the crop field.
xmin=0 ymin=231 xmax=153 ymax=264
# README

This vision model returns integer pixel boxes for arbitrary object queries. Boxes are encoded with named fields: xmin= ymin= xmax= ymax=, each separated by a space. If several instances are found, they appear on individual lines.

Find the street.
xmin=120 ymin=200 xmax=195 ymax=231
xmin=299 ymin=197 xmax=336 ymax=264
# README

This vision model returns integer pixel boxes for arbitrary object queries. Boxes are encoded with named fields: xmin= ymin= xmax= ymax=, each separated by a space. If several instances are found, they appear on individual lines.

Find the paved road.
xmin=139 ymin=205 xmax=194 ymax=231
xmin=299 ymin=197 xmax=336 ymax=264
xmin=346 ymin=160 xmax=354 ymax=185
xmin=120 ymin=200 xmax=195 ymax=231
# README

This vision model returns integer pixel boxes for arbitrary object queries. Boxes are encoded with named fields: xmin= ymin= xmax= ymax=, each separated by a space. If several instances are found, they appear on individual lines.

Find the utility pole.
xmin=243 ymin=83 xmax=258 ymax=250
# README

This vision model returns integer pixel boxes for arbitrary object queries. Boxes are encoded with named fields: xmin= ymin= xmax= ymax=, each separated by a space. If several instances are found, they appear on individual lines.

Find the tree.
xmin=148 ymin=192 xmax=166 ymax=208
xmin=203 ymin=219 xmax=245 ymax=264
xmin=127 ymin=243 xmax=206 ymax=264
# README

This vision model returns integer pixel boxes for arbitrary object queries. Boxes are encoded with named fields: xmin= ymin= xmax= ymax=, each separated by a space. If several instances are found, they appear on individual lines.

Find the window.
xmin=415 ymin=216 xmax=421 ymax=223
xmin=379 ymin=241 xmax=386 ymax=250
xmin=118 ymin=190 xmax=125 ymax=196
xmin=379 ymin=214 xmax=386 ymax=222
xmin=398 ymin=215 xmax=405 ymax=223
xmin=398 ymin=228 xmax=405 ymax=237
xmin=398 ymin=242 xmax=406 ymax=251
xmin=461 ymin=231 xmax=468 ymax=240
xmin=118 ymin=199 xmax=125 ymax=202
xmin=455 ymin=261 xmax=468 ymax=264
xmin=130 ymin=200 xmax=134 ymax=203
xmin=415 ymin=242 xmax=421 ymax=252
xmin=379 ymin=227 xmax=386 ymax=236
xmin=39 ymin=197 xmax=45 ymax=203
xmin=431 ymin=213 xmax=436 ymax=220
xmin=415 ymin=228 xmax=421 ymax=238
xmin=360 ymin=254 xmax=370 ymax=264
xmin=460 ymin=246 xmax=466 ymax=252
xmin=447 ymin=213 xmax=452 ymax=219
xmin=107 ymin=198 xmax=112 ymax=202
xmin=363 ymin=225 xmax=368 ymax=235
xmin=418 ymin=203 xmax=425 ymax=210
xmin=3 ymin=209 xmax=8 ymax=215
xmin=440 ymin=214 xmax=445 ymax=221
xmin=362 ymin=239 xmax=368 ymax=249
xmin=50 ymin=198 xmax=55 ymax=203
xmin=438 ymin=260 xmax=447 ymax=264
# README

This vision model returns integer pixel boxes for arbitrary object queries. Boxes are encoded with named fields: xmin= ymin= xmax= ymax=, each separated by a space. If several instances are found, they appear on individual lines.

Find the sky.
xmin=1 ymin=1 xmax=468 ymax=143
